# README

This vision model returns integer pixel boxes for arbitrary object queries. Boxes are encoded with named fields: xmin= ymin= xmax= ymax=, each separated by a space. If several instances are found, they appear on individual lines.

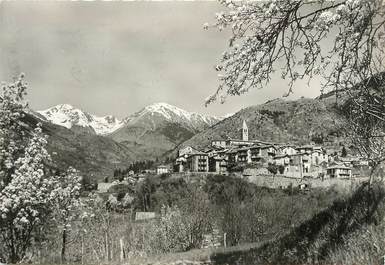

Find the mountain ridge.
xmin=38 ymin=102 xmax=223 ymax=136
xmin=175 ymin=95 xmax=347 ymax=154
xmin=37 ymin=104 xmax=124 ymax=135
xmin=108 ymin=103 xmax=222 ymax=159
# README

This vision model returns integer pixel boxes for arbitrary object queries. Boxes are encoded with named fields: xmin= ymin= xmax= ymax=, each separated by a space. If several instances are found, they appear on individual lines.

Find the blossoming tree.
xmin=206 ymin=0 xmax=385 ymax=103
xmin=0 ymin=75 xmax=82 ymax=263
xmin=50 ymin=167 xmax=82 ymax=263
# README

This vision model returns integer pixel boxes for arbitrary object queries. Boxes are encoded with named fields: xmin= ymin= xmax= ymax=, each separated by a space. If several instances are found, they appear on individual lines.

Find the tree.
xmin=0 ymin=125 xmax=55 ymax=263
xmin=50 ymin=168 xmax=82 ymax=263
xmin=341 ymin=146 xmax=348 ymax=157
xmin=205 ymin=0 xmax=385 ymax=104
xmin=0 ymin=75 xmax=82 ymax=263
xmin=79 ymin=193 xmax=123 ymax=262
xmin=341 ymin=73 xmax=385 ymax=182
xmin=0 ymin=74 xmax=28 ymax=188
xmin=267 ymin=163 xmax=279 ymax=175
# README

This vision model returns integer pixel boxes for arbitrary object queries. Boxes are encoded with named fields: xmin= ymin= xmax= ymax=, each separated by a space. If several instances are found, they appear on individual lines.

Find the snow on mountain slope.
xmin=37 ymin=104 xmax=124 ymax=135
xmin=123 ymin=102 xmax=220 ymax=131
xmin=38 ymin=102 xmax=223 ymax=136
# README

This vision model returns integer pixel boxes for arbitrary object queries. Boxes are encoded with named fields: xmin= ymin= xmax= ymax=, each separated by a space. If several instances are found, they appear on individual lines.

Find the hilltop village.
xmin=173 ymin=121 xmax=369 ymax=180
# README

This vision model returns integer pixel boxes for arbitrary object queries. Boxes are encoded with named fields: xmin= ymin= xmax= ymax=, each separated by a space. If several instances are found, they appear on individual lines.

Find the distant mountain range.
xmin=37 ymin=104 xmax=124 ymax=135
xmin=32 ymin=103 xmax=224 ymax=180
xmin=37 ymin=102 xmax=221 ymax=136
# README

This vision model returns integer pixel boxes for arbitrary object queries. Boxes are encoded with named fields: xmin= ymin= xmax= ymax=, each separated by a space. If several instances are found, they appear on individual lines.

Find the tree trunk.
xmin=368 ymin=162 xmax=378 ymax=188
xmin=105 ymin=232 xmax=109 ymax=262
xmin=81 ymin=235 xmax=84 ymax=265
xmin=120 ymin=238 xmax=125 ymax=261
xmin=61 ymin=228 xmax=67 ymax=264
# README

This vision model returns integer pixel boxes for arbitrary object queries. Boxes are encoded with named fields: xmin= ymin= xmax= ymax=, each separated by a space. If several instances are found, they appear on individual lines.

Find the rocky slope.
xmin=22 ymin=111 xmax=144 ymax=182
xmin=108 ymin=103 xmax=221 ymax=158
xmin=176 ymin=94 xmax=347 ymax=152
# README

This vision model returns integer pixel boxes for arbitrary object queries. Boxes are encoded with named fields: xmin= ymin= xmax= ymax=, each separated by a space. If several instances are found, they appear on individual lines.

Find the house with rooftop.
xmin=326 ymin=165 xmax=352 ymax=178
xmin=174 ymin=120 xmax=360 ymax=179
xmin=156 ymin=165 xmax=169 ymax=175
xmin=186 ymin=152 xmax=209 ymax=172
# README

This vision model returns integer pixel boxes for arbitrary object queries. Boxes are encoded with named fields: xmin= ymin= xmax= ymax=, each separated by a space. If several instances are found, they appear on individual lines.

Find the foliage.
xmin=50 ymin=167 xmax=82 ymax=262
xmin=258 ymin=109 xmax=285 ymax=125
xmin=267 ymin=163 xmax=279 ymax=175
xmin=56 ymin=193 xmax=131 ymax=263
xmin=227 ymin=162 xmax=245 ymax=173
xmin=205 ymin=0 xmax=385 ymax=104
xmin=204 ymin=174 xmax=255 ymax=205
xmin=205 ymin=0 xmax=385 ymax=181
xmin=0 ymin=74 xmax=28 ymax=188
xmin=135 ymin=176 xmax=189 ymax=212
xmin=114 ymin=160 xmax=157 ymax=177
xmin=80 ymin=175 xmax=97 ymax=192
xmin=341 ymin=146 xmax=348 ymax=157
xmin=0 ymin=125 xmax=54 ymax=262
xmin=341 ymin=73 xmax=385 ymax=179
xmin=0 ymin=75 xmax=82 ymax=263
xmin=311 ymin=133 xmax=325 ymax=145
xmin=148 ymin=205 xmax=191 ymax=253
xmin=209 ymin=183 xmax=385 ymax=265
xmin=278 ymin=165 xmax=285 ymax=174
xmin=327 ymin=221 xmax=385 ymax=265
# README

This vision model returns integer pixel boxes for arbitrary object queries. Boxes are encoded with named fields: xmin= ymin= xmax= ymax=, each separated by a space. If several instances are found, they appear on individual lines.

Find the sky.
xmin=0 ymin=1 xmax=323 ymax=119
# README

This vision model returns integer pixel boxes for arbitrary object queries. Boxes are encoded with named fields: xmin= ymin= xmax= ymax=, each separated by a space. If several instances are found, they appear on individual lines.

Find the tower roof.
xmin=242 ymin=120 xmax=248 ymax=129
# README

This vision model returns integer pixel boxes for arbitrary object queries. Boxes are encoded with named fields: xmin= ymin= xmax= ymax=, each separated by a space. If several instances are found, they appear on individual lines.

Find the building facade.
xmin=186 ymin=153 xmax=209 ymax=172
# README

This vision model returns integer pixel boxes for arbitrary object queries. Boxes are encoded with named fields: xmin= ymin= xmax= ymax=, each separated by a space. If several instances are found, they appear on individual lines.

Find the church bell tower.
xmin=242 ymin=120 xmax=249 ymax=141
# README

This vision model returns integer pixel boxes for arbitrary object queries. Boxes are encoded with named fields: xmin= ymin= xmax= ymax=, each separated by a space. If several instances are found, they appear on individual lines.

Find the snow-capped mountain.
xmin=37 ymin=104 xmax=124 ymax=135
xmin=123 ymin=102 xmax=220 ymax=131
xmin=106 ymin=102 xmax=221 ymax=158
xmin=37 ymin=102 xmax=221 ymax=137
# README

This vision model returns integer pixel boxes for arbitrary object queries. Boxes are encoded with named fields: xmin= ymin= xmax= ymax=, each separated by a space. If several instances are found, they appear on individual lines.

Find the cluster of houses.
xmin=174 ymin=121 xmax=369 ymax=179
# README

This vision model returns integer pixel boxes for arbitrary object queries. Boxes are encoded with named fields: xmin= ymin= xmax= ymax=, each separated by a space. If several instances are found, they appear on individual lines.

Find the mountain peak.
xmin=56 ymin=103 xmax=75 ymax=110
xmin=37 ymin=104 xmax=123 ymax=135
xmin=147 ymin=102 xmax=174 ymax=108
xmin=145 ymin=102 xmax=186 ymax=113
xmin=128 ymin=102 xmax=220 ymax=131
xmin=38 ymin=102 xmax=222 ymax=136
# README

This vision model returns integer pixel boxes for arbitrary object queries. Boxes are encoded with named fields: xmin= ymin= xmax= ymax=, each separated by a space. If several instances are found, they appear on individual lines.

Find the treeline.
xmin=113 ymin=160 xmax=157 ymax=180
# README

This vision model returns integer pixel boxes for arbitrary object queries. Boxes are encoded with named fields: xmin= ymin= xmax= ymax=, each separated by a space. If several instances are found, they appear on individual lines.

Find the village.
xmin=172 ymin=121 xmax=370 ymax=180
xmin=100 ymin=120 xmax=371 ymax=196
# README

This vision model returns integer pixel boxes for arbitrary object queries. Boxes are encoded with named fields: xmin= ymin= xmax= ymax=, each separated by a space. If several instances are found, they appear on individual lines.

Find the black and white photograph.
xmin=1 ymin=0 xmax=385 ymax=264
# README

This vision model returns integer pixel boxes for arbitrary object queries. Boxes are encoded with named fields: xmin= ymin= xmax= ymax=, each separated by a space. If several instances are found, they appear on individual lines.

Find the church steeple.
xmin=242 ymin=120 xmax=248 ymax=141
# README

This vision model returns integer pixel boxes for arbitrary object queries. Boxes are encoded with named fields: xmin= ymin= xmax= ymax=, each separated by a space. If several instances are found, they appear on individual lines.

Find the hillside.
xmin=37 ymin=102 xmax=221 ymax=160
xmin=177 ymin=95 xmax=346 ymax=152
xmin=22 ymin=112 xmax=143 ymax=182
xmin=108 ymin=103 xmax=220 ymax=158
xmin=208 ymin=183 xmax=384 ymax=265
